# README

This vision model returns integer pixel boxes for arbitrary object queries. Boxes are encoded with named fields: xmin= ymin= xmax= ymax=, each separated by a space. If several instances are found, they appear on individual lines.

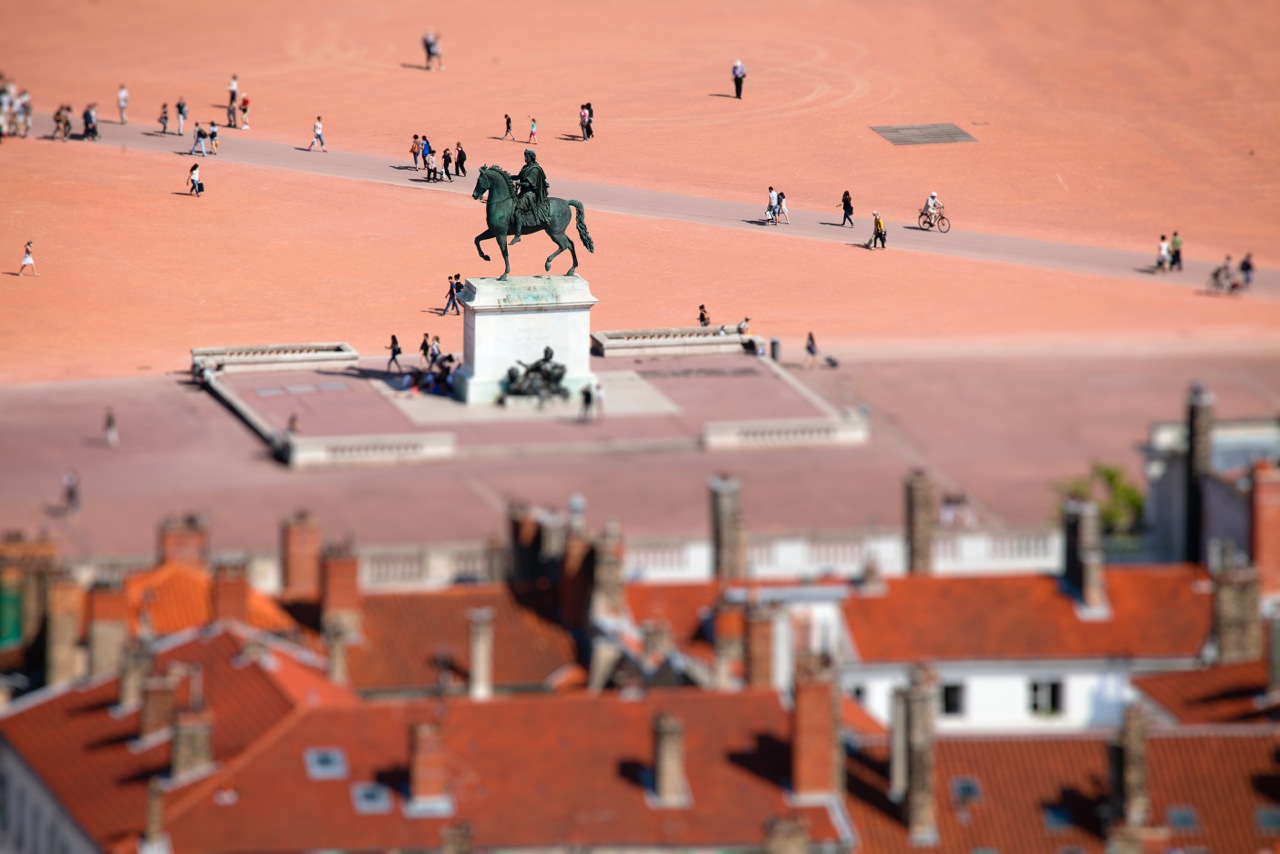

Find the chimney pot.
xmin=44 ymin=574 xmax=83 ymax=685
xmin=281 ymin=510 xmax=322 ymax=600
xmin=791 ymin=663 xmax=840 ymax=797
xmin=1113 ymin=703 xmax=1150 ymax=830
xmin=653 ymin=711 xmax=686 ymax=806
xmin=905 ymin=469 xmax=934 ymax=575
xmin=140 ymin=671 xmax=179 ymax=738
xmin=87 ymin=580 xmax=128 ymax=677
xmin=158 ymin=514 xmax=208 ymax=566
xmin=411 ymin=723 xmax=448 ymax=802
xmin=710 ymin=475 xmax=747 ymax=586
xmin=641 ymin=620 xmax=674 ymax=659
xmin=1213 ymin=565 xmax=1262 ymax=663
xmin=321 ymin=542 xmax=361 ymax=636
xmin=1252 ymin=461 xmax=1280 ymax=597
xmin=904 ymin=664 xmax=939 ymax=845
xmin=1268 ymin=617 xmax=1280 ymax=698
xmin=745 ymin=603 xmax=775 ymax=689
xmin=590 ymin=522 xmax=625 ymax=618
xmin=170 ymin=706 xmax=213 ymax=778
xmin=211 ymin=561 xmax=251 ymax=624
xmin=467 ymin=607 xmax=494 ymax=701
xmin=119 ymin=639 xmax=154 ymax=707
xmin=1063 ymin=499 xmax=1108 ymax=610
xmin=1184 ymin=382 xmax=1215 ymax=563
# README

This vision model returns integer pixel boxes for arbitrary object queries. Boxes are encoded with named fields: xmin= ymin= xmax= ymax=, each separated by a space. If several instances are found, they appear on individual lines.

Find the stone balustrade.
xmin=703 ymin=416 xmax=868 ymax=450
xmin=591 ymin=327 xmax=763 ymax=357
xmin=191 ymin=342 xmax=358 ymax=374
xmin=285 ymin=433 xmax=455 ymax=469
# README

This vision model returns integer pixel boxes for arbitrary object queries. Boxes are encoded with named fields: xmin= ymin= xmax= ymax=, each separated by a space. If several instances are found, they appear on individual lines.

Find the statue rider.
xmin=510 ymin=148 xmax=548 ymax=244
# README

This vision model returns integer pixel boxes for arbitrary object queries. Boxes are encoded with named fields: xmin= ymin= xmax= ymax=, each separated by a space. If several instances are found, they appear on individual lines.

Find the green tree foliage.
xmin=1054 ymin=462 xmax=1145 ymax=535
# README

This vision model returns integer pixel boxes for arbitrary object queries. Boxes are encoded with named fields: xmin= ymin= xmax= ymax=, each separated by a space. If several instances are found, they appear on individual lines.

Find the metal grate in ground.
xmin=871 ymin=123 xmax=977 ymax=145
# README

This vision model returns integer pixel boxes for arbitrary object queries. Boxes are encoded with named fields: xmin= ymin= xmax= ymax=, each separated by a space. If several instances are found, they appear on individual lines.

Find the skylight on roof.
xmin=1258 ymin=805 xmax=1280 ymax=834
xmin=350 ymin=782 xmax=392 ymax=815
xmin=951 ymin=776 xmax=982 ymax=805
xmin=1042 ymin=805 xmax=1074 ymax=833
xmin=303 ymin=747 xmax=349 ymax=781
xmin=1167 ymin=805 xmax=1200 ymax=832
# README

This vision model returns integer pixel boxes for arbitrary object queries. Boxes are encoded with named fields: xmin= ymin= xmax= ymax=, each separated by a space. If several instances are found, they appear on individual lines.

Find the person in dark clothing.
xmin=841 ymin=191 xmax=854 ymax=227
xmin=455 ymin=141 xmax=467 ymax=176
xmin=387 ymin=335 xmax=403 ymax=373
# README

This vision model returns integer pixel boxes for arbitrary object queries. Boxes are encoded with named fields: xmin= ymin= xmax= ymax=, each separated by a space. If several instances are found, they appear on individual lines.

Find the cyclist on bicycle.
xmin=922 ymin=191 xmax=943 ymax=226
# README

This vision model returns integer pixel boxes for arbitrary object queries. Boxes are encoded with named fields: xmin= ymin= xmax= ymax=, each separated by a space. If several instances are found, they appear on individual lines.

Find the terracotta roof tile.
xmin=166 ymin=690 xmax=839 ymax=851
xmin=122 ymin=560 xmax=299 ymax=637
xmin=348 ymin=584 xmax=579 ymax=694
xmin=843 ymin=565 xmax=1213 ymax=663
xmin=1134 ymin=626 xmax=1276 ymax=724
xmin=0 ymin=627 xmax=347 ymax=849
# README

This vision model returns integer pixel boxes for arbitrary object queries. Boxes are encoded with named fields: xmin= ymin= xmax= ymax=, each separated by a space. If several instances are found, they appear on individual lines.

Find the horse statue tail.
xmin=569 ymin=200 xmax=595 ymax=253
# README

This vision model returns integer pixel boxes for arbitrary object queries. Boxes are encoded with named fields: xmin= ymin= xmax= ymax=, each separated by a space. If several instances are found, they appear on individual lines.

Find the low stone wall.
xmin=703 ymin=416 xmax=867 ymax=449
xmin=191 ymin=342 xmax=359 ymax=374
xmin=591 ymin=327 xmax=763 ymax=357
xmin=284 ymin=432 xmax=455 ymax=468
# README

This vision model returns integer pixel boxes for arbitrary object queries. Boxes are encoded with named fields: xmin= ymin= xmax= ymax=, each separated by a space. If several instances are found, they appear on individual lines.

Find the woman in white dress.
xmin=17 ymin=240 xmax=37 ymax=276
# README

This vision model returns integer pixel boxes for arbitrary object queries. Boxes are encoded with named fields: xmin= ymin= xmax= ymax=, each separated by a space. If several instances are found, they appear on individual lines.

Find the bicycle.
xmin=918 ymin=206 xmax=950 ymax=233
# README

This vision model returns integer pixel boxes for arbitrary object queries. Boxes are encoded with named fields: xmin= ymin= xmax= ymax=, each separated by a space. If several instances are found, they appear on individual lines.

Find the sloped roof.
xmin=1134 ymin=653 xmax=1276 ymax=725
xmin=164 ymin=690 xmax=840 ymax=851
xmin=0 ymin=625 xmax=353 ymax=850
xmin=842 ymin=565 xmax=1213 ymax=663
xmin=122 ymin=560 xmax=298 ymax=636
xmin=348 ymin=584 xmax=581 ymax=694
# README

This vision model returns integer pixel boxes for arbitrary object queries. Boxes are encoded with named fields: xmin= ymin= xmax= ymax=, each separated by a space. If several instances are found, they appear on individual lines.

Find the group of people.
xmin=422 ymin=32 xmax=444 ymax=71
xmin=836 ymin=190 xmax=933 ymax=249
xmin=0 ymin=76 xmax=33 ymax=140
xmin=765 ymin=186 xmax=790 ymax=224
xmin=386 ymin=332 xmax=457 ymax=396
xmin=1210 ymin=253 xmax=1254 ymax=294
xmin=1154 ymin=232 xmax=1184 ymax=272
xmin=409 ymin=136 xmax=467 ymax=181
xmin=500 ymin=113 xmax=538 ymax=144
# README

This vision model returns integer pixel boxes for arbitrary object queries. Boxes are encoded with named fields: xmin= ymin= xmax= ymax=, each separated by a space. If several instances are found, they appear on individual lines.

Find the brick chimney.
xmin=171 ymin=666 xmax=212 ymax=778
xmin=468 ymin=607 xmax=494 ymax=701
xmin=281 ymin=510 xmax=321 ymax=600
xmin=87 ymin=580 xmax=128 ymax=677
xmin=889 ymin=685 xmax=908 ymax=802
xmin=1184 ymin=382 xmax=1215 ymax=564
xmin=321 ymin=542 xmax=361 ymax=636
xmin=904 ymin=664 xmax=939 ymax=846
xmin=791 ymin=660 xmax=840 ymax=797
xmin=144 ymin=776 xmax=165 ymax=846
xmin=211 ymin=561 xmax=250 ymax=624
xmin=140 ymin=671 xmax=179 ymax=738
xmin=119 ymin=638 xmax=153 ymax=707
xmin=905 ymin=469 xmax=934 ymax=576
xmin=1252 ymin=461 xmax=1280 ymax=597
xmin=410 ymin=723 xmax=448 ymax=802
xmin=1269 ymin=617 xmax=1280 ymax=699
xmin=1214 ymin=565 xmax=1261 ymax=663
xmin=1063 ymin=499 xmax=1108 ymax=610
xmin=159 ymin=514 xmax=208 ymax=565
xmin=709 ymin=475 xmax=747 ymax=587
xmin=745 ymin=603 xmax=775 ymax=689
xmin=559 ymin=526 xmax=592 ymax=631
xmin=653 ymin=711 xmax=686 ymax=807
xmin=641 ymin=620 xmax=673 ymax=659
xmin=441 ymin=823 xmax=472 ymax=854
xmin=324 ymin=625 xmax=349 ymax=687
xmin=591 ymin=521 xmax=625 ymax=617
xmin=1110 ymin=703 xmax=1150 ymax=833
xmin=44 ymin=574 xmax=82 ymax=685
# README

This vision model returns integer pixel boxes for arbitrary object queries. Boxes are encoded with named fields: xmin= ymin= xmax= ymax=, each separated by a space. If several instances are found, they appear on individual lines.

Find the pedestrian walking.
xmin=209 ymin=121 xmax=219 ymax=155
xmin=442 ymin=146 xmax=454 ymax=181
xmin=766 ymin=186 xmax=778 ymax=224
xmin=189 ymin=122 xmax=207 ymax=156
xmin=593 ymin=381 xmax=604 ymax=419
xmin=158 ymin=103 xmax=169 ymax=134
xmin=1240 ymin=252 xmax=1254 ymax=287
xmin=17 ymin=240 xmax=37 ymax=276
xmin=580 ymin=384 xmax=594 ymax=422
xmin=419 ymin=332 xmax=432 ymax=366
xmin=579 ymin=104 xmax=589 ymax=141
xmin=1170 ymin=231 xmax=1183 ymax=270
xmin=430 ymin=335 xmax=442 ymax=368
xmin=529 ymin=116 xmax=537 ymax=145
xmin=307 ymin=116 xmax=326 ymax=152
xmin=698 ymin=304 xmax=710 ymax=327
xmin=176 ymin=96 xmax=188 ymax=135
xmin=117 ymin=83 xmax=129 ymax=124
xmin=238 ymin=93 xmax=250 ymax=130
xmin=443 ymin=275 xmax=461 ymax=315
xmin=585 ymin=102 xmax=594 ymax=139
xmin=386 ymin=334 xmax=403 ymax=373
xmin=841 ymin=190 xmax=854 ymax=227
xmin=870 ymin=211 xmax=886 ymax=249
xmin=804 ymin=332 xmax=819 ymax=368
xmin=777 ymin=191 xmax=790 ymax=224
xmin=104 ymin=407 xmax=119 ymax=448
xmin=227 ymin=74 xmax=239 ymax=127
xmin=188 ymin=163 xmax=202 ymax=196
xmin=732 ymin=60 xmax=746 ymax=99
xmin=502 ymin=113 xmax=515 ymax=141
xmin=411 ymin=134 xmax=421 ymax=170
xmin=424 ymin=149 xmax=438 ymax=181
xmin=455 ymin=142 xmax=467 ymax=177
xmin=62 ymin=469 xmax=80 ymax=514
xmin=1156 ymin=235 xmax=1171 ymax=272
xmin=423 ymin=31 xmax=443 ymax=70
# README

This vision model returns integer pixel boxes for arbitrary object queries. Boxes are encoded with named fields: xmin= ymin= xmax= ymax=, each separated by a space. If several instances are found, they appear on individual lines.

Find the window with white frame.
xmin=1030 ymin=679 xmax=1063 ymax=716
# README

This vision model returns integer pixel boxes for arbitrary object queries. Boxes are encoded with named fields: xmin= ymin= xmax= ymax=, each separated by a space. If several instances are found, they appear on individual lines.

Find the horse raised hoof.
xmin=479 ymin=252 xmax=490 ymax=262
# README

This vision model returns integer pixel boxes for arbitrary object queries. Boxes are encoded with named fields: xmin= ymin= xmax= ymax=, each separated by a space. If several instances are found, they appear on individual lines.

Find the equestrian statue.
xmin=472 ymin=149 xmax=594 ymax=281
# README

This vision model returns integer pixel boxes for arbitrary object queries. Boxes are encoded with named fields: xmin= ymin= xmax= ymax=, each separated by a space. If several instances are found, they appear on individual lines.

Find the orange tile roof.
xmin=122 ymin=560 xmax=299 ymax=637
xmin=846 ymin=727 xmax=1280 ymax=852
xmin=1134 ymin=656 xmax=1276 ymax=725
xmin=842 ymin=565 xmax=1213 ymax=663
xmin=0 ymin=626 xmax=353 ymax=850
xmin=348 ymin=584 xmax=580 ymax=694
xmin=164 ymin=689 xmax=840 ymax=851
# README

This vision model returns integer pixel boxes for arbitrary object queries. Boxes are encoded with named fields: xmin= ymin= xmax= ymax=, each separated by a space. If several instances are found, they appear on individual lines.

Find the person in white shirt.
xmin=117 ymin=84 xmax=129 ymax=124
xmin=307 ymin=116 xmax=327 ymax=152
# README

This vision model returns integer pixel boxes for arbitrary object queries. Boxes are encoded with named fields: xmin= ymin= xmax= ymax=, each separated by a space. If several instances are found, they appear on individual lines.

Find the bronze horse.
xmin=472 ymin=165 xmax=594 ymax=280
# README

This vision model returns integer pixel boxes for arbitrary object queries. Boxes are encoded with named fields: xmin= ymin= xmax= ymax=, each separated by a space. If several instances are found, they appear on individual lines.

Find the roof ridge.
xmin=164 ymin=703 xmax=313 ymax=824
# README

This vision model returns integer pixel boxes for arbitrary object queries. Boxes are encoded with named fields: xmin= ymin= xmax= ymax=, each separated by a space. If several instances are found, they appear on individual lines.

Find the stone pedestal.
xmin=455 ymin=276 xmax=598 ymax=405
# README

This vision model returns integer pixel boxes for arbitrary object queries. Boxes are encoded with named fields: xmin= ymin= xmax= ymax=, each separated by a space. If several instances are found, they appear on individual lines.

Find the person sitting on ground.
xmin=922 ymin=191 xmax=942 ymax=225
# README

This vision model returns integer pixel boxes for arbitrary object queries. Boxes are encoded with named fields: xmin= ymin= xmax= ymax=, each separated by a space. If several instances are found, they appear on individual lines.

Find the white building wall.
xmin=0 ymin=740 xmax=98 ymax=854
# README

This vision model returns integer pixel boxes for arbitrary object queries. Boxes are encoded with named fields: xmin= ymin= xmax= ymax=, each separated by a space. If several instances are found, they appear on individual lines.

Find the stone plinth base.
xmin=454 ymin=276 xmax=598 ymax=405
